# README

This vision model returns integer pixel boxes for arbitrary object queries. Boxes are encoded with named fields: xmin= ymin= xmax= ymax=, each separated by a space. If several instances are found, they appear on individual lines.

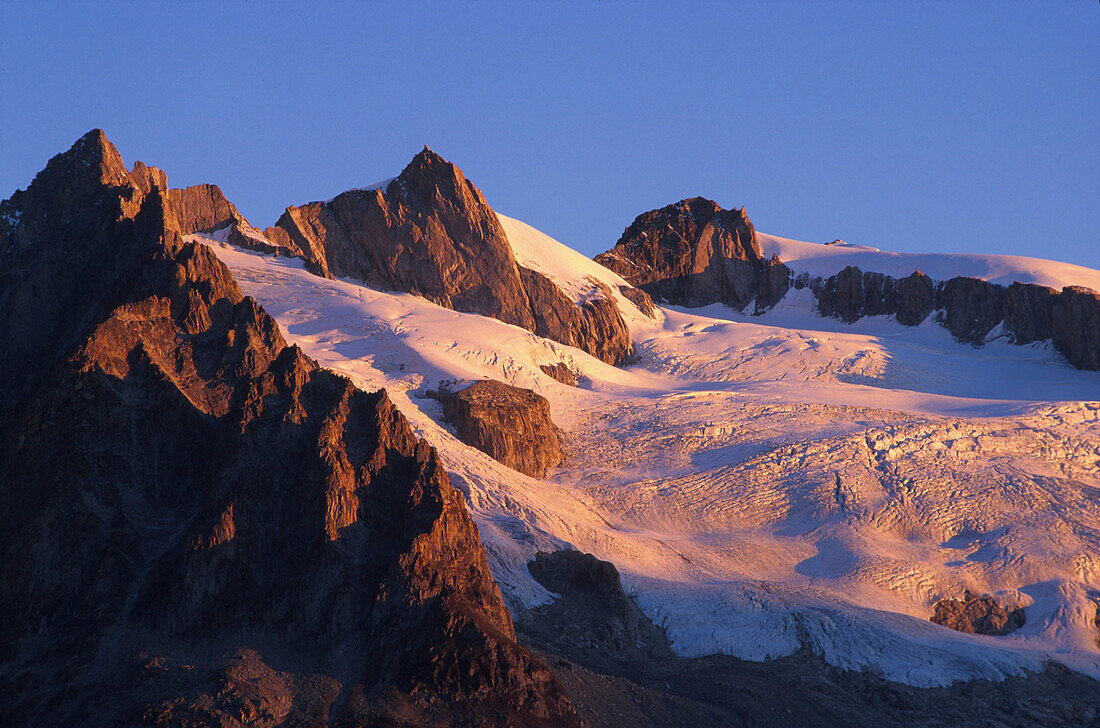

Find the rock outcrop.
xmin=540 ymin=362 xmax=578 ymax=386
xmin=0 ymin=130 xmax=577 ymax=727
xmin=797 ymin=264 xmax=1100 ymax=368
xmin=1052 ymin=286 xmax=1100 ymax=370
xmin=594 ymin=200 xmax=1096 ymax=370
xmin=811 ymin=267 xmax=936 ymax=326
xmin=264 ymin=148 xmax=634 ymax=365
xmin=432 ymin=379 xmax=564 ymax=478
xmin=517 ymin=551 xmax=1100 ymax=728
xmin=937 ymin=276 xmax=1008 ymax=344
xmin=930 ymin=591 xmax=1026 ymax=636
xmin=167 ymin=182 xmax=248 ymax=234
xmin=800 ymin=262 xmax=1100 ymax=367
xmin=594 ymin=197 xmax=790 ymax=312
xmin=618 ymin=284 xmax=656 ymax=318
xmin=523 ymin=551 xmax=669 ymax=672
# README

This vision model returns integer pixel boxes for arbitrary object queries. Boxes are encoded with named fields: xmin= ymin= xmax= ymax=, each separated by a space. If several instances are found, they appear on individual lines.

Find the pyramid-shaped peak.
xmin=403 ymin=145 xmax=454 ymax=173
xmin=36 ymin=129 xmax=133 ymax=192
xmin=393 ymin=146 xmax=487 ymax=208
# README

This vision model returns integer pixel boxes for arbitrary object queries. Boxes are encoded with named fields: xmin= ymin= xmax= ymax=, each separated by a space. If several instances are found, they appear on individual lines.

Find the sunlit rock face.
xmin=433 ymin=379 xmax=564 ymax=478
xmin=265 ymin=147 xmax=634 ymax=365
xmin=595 ymin=197 xmax=790 ymax=312
xmin=0 ymin=130 xmax=578 ymax=728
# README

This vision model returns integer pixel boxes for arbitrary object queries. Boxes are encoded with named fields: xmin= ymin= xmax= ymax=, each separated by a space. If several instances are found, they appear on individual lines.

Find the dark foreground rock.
xmin=594 ymin=197 xmax=790 ymax=312
xmin=930 ymin=591 xmax=1026 ymax=636
xmin=432 ymin=379 xmax=564 ymax=478
xmin=0 ymin=130 xmax=577 ymax=728
xmin=264 ymin=147 xmax=634 ymax=365
xmin=517 ymin=550 xmax=1100 ymax=728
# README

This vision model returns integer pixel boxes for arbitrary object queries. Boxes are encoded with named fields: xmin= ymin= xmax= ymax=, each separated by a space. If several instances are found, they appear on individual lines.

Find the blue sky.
xmin=2 ymin=2 xmax=1097 ymax=267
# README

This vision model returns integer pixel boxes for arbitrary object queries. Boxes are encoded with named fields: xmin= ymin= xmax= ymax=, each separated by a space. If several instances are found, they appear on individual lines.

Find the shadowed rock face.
xmin=618 ymin=284 xmax=656 ymax=318
xmin=517 ymin=551 xmax=1100 ymax=728
xmin=812 ymin=267 xmax=936 ymax=326
xmin=1053 ymin=286 xmax=1100 ymax=370
xmin=1005 ymin=281 xmax=1058 ymax=345
xmin=937 ymin=276 xmax=1008 ymax=344
xmin=794 ymin=265 xmax=1099 ymax=368
xmin=594 ymin=197 xmax=790 ymax=312
xmin=0 ymin=130 xmax=577 ymax=728
xmin=930 ymin=591 xmax=1026 ymax=636
xmin=265 ymin=148 xmax=634 ymax=365
xmin=433 ymin=380 xmax=564 ymax=478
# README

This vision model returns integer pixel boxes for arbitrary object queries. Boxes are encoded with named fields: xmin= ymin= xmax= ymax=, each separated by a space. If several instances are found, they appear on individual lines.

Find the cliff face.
xmin=0 ymin=131 xmax=576 ymax=727
xmin=594 ymin=198 xmax=1096 ymax=370
xmin=432 ymin=380 xmax=564 ymax=478
xmin=794 ymin=266 xmax=1100 ymax=368
xmin=594 ymin=197 xmax=790 ymax=312
xmin=265 ymin=148 xmax=633 ymax=365
xmin=1053 ymin=287 xmax=1100 ymax=370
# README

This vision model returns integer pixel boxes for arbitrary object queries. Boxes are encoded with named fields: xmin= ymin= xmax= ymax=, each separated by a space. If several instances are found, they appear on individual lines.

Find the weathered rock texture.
xmin=595 ymin=199 xmax=1096 ymax=370
xmin=540 ymin=362 xmax=578 ymax=386
xmin=0 ymin=130 xmax=577 ymax=727
xmin=433 ymin=379 xmax=564 ymax=478
xmin=264 ymin=148 xmax=633 ymax=364
xmin=618 ymin=284 xmax=656 ymax=318
xmin=811 ymin=267 xmax=936 ymax=326
xmin=594 ymin=197 xmax=790 ymax=312
xmin=794 ymin=265 xmax=1100 ymax=368
xmin=930 ymin=591 xmax=1026 ymax=636
xmin=1053 ymin=286 xmax=1100 ymax=370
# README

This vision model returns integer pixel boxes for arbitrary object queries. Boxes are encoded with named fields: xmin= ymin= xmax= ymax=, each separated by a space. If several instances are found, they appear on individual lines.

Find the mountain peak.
xmin=47 ymin=129 xmax=132 ymax=188
xmin=392 ymin=145 xmax=490 ymax=212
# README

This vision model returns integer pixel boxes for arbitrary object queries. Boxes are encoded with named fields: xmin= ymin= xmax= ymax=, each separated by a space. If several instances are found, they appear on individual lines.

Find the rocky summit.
xmin=0 ymin=131 xmax=577 ymax=727
xmin=263 ymin=148 xmax=634 ymax=365
xmin=594 ymin=197 xmax=790 ymax=312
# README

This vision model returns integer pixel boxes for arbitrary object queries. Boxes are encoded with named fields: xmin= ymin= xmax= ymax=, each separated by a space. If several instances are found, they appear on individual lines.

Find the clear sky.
xmin=2 ymin=1 xmax=1097 ymax=268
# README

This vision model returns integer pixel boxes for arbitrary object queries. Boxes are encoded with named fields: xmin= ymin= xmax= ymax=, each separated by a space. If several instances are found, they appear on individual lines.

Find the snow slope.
xmin=758 ymin=232 xmax=1100 ymax=291
xmin=190 ymin=219 xmax=1100 ymax=689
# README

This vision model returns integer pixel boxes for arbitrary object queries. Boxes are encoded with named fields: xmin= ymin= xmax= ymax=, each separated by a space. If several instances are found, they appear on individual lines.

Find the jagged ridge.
xmin=0 ymin=130 xmax=577 ymax=727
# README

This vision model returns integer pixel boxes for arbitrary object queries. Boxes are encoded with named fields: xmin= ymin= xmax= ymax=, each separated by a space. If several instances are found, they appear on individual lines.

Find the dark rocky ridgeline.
xmin=130 ymin=156 xmax=290 ymax=260
xmin=798 ymin=265 xmax=1100 ymax=369
xmin=431 ymin=379 xmax=564 ymax=478
xmin=929 ymin=591 xmax=1026 ymax=636
xmin=0 ymin=131 xmax=578 ymax=727
xmin=809 ymin=267 xmax=936 ymax=326
xmin=516 ymin=550 xmax=1100 ymax=728
xmin=594 ymin=197 xmax=790 ymax=313
xmin=264 ymin=147 xmax=635 ymax=365
xmin=594 ymin=197 xmax=1098 ymax=370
